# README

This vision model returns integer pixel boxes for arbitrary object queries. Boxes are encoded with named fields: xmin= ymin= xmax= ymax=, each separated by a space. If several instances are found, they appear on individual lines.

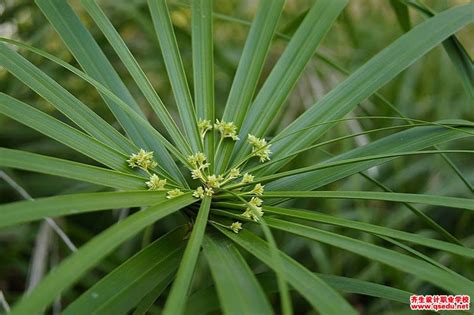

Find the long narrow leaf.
xmin=192 ymin=0 xmax=215 ymax=169
xmin=263 ymin=206 xmax=474 ymax=258
xmin=162 ymin=197 xmax=211 ymax=315
xmin=9 ymin=194 xmax=195 ymax=315
xmin=262 ymin=191 xmax=474 ymax=211
xmin=0 ymin=148 xmax=145 ymax=190
xmin=0 ymin=42 xmax=134 ymax=154
xmin=0 ymin=93 xmax=130 ymax=173
xmin=147 ymin=0 xmax=201 ymax=152
xmin=266 ymin=4 xmax=474 ymax=174
xmin=266 ymin=126 xmax=473 ymax=190
xmin=202 ymin=234 xmax=273 ymax=314
xmin=78 ymin=0 xmax=192 ymax=157
xmin=0 ymin=191 xmax=168 ymax=228
xmin=231 ymin=0 xmax=348 ymax=166
xmin=216 ymin=0 xmax=285 ymax=172
xmin=216 ymin=226 xmax=358 ymax=315
xmin=63 ymin=227 xmax=188 ymax=315
xmin=266 ymin=218 xmax=473 ymax=294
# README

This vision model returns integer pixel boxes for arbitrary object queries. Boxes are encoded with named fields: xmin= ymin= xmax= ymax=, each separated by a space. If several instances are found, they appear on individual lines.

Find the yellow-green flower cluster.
xmin=192 ymin=186 xmax=214 ymax=199
xmin=127 ymin=149 xmax=157 ymax=171
xmin=167 ymin=188 xmax=184 ymax=199
xmin=215 ymin=119 xmax=239 ymax=140
xmin=198 ymin=119 xmax=212 ymax=140
xmin=188 ymin=152 xmax=210 ymax=181
xmin=146 ymin=174 xmax=167 ymax=191
xmin=248 ymin=134 xmax=272 ymax=162
xmin=230 ymin=221 xmax=242 ymax=233
xmin=242 ymin=197 xmax=264 ymax=222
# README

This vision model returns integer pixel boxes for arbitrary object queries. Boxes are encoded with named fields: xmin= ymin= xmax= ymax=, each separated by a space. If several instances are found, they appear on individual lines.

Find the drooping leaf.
xmin=63 ymin=227 xmax=188 ymax=315
xmin=9 ymin=194 xmax=195 ymax=315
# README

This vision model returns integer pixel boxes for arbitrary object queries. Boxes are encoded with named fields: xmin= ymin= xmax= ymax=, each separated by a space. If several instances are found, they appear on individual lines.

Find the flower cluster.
xmin=167 ymin=188 xmax=184 ymax=199
xmin=146 ymin=174 xmax=167 ymax=191
xmin=242 ymin=196 xmax=264 ymax=222
xmin=127 ymin=119 xmax=271 ymax=235
xmin=198 ymin=119 xmax=212 ymax=140
xmin=248 ymin=134 xmax=272 ymax=162
xmin=215 ymin=119 xmax=239 ymax=140
xmin=127 ymin=149 xmax=157 ymax=171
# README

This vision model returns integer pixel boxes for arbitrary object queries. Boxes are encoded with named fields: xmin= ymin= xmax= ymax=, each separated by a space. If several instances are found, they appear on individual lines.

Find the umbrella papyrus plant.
xmin=0 ymin=0 xmax=473 ymax=314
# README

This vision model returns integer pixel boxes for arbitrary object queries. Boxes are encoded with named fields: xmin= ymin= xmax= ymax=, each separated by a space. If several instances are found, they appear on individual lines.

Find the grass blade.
xmin=34 ymin=0 xmax=166 ymax=156
xmin=267 ymin=3 xmax=474 ymax=174
xmin=78 ymin=0 xmax=192 ymax=156
xmin=232 ymin=0 xmax=348 ymax=166
xmin=216 ymin=226 xmax=358 ymax=315
xmin=0 ymin=191 xmax=168 ymax=229
xmin=9 ymin=194 xmax=195 ymax=315
xmin=202 ymin=234 xmax=273 ymax=315
xmin=266 ymin=218 xmax=473 ymax=294
xmin=262 ymin=191 xmax=474 ymax=211
xmin=63 ymin=227 xmax=188 ymax=315
xmin=147 ymin=0 xmax=201 ymax=152
xmin=216 ymin=0 xmax=285 ymax=172
xmin=162 ymin=197 xmax=211 ymax=315
xmin=186 ymin=272 xmax=412 ymax=314
xmin=0 ymin=37 xmax=190 ymax=183
xmin=0 ymin=93 xmax=130 ymax=173
xmin=389 ymin=0 xmax=411 ymax=32
xmin=263 ymin=206 xmax=474 ymax=258
xmin=265 ymin=126 xmax=473 ymax=190
xmin=0 ymin=148 xmax=146 ymax=190
xmin=192 ymin=0 xmax=215 ymax=169
xmin=403 ymin=0 xmax=474 ymax=100
xmin=0 ymin=42 xmax=135 ymax=154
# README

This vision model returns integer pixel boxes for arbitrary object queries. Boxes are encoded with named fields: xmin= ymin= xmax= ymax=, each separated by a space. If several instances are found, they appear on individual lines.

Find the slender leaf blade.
xmin=0 ymin=191 xmax=168 ymax=228
xmin=266 ymin=218 xmax=474 ymax=294
xmin=162 ymin=197 xmax=211 ymax=315
xmin=266 ymin=4 xmax=474 ymax=174
xmin=202 ymin=234 xmax=273 ymax=315
xmin=63 ymin=227 xmax=188 ymax=315
xmin=216 ymin=226 xmax=358 ymax=315
xmin=148 ymin=0 xmax=201 ymax=152
xmin=9 ymin=194 xmax=195 ymax=315
xmin=0 ymin=148 xmax=145 ymax=190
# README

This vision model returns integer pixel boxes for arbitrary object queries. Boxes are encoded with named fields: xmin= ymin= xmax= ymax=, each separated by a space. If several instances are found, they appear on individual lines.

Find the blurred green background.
xmin=0 ymin=0 xmax=472 ymax=314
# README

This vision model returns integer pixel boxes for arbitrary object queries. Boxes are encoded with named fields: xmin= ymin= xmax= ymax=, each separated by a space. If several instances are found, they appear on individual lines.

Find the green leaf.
xmin=0 ymin=93 xmax=130 ymax=173
xmin=0 ymin=42 xmax=134 ymax=155
xmin=266 ymin=4 xmax=474 ymax=174
xmin=186 ymin=272 xmax=412 ymax=314
xmin=192 ymin=0 xmax=215 ymax=170
xmin=63 ymin=226 xmax=188 ymax=315
xmin=0 ymin=37 xmax=189 ymax=183
xmin=0 ymin=191 xmax=169 ymax=229
xmin=263 ymin=205 xmax=474 ymax=258
xmin=162 ymin=197 xmax=211 ymax=315
xmin=389 ymin=0 xmax=411 ymax=32
xmin=33 ymin=0 xmax=171 ymax=160
xmin=262 ymin=191 xmax=474 ymax=211
xmin=147 ymin=0 xmax=201 ymax=152
xmin=231 ymin=0 xmax=348 ymax=167
xmin=9 ymin=194 xmax=195 ymax=315
xmin=266 ymin=126 xmax=473 ymax=191
xmin=202 ymin=234 xmax=273 ymax=315
xmin=216 ymin=226 xmax=358 ymax=315
xmin=266 ymin=218 xmax=474 ymax=294
xmin=0 ymin=148 xmax=145 ymax=190
xmin=77 ymin=0 xmax=192 ymax=157
xmin=403 ymin=0 xmax=474 ymax=100
xmin=216 ymin=0 xmax=285 ymax=172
